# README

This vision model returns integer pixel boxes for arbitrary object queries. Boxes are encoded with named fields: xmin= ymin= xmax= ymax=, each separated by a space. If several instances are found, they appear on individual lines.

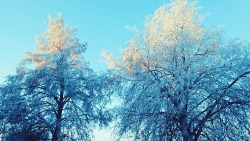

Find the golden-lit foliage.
xmin=25 ymin=13 xmax=84 ymax=69
xmin=144 ymin=0 xmax=204 ymax=47
xmin=103 ymin=0 xmax=205 ymax=74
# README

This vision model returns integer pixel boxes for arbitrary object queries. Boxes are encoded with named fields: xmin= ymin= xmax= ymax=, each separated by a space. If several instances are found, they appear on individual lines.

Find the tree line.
xmin=0 ymin=0 xmax=250 ymax=141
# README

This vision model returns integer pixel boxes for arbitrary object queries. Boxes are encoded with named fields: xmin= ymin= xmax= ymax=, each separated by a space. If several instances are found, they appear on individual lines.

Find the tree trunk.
xmin=182 ymin=134 xmax=192 ymax=141
xmin=52 ymin=81 xmax=65 ymax=141
xmin=52 ymin=105 xmax=63 ymax=141
xmin=179 ymin=112 xmax=192 ymax=141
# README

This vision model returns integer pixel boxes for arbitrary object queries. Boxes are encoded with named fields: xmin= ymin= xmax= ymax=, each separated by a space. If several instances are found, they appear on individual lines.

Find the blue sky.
xmin=0 ymin=1 xmax=250 ymax=139
xmin=1 ymin=0 xmax=250 ymax=83
xmin=0 ymin=0 xmax=165 ymax=82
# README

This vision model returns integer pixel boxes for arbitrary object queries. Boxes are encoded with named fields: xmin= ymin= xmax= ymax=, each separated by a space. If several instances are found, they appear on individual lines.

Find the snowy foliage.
xmin=0 ymin=14 xmax=111 ymax=141
xmin=103 ymin=0 xmax=250 ymax=140
xmin=0 ymin=0 xmax=250 ymax=141
xmin=24 ymin=13 xmax=85 ymax=70
xmin=0 ymin=75 xmax=49 ymax=140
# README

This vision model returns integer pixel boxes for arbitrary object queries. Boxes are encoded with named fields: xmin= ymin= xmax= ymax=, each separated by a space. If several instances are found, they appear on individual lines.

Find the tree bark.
xmin=52 ymin=81 xmax=64 ymax=141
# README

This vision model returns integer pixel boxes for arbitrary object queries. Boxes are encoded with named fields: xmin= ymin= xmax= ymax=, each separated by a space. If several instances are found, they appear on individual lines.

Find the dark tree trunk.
xmin=52 ymin=81 xmax=65 ymax=141
xmin=179 ymin=111 xmax=192 ymax=141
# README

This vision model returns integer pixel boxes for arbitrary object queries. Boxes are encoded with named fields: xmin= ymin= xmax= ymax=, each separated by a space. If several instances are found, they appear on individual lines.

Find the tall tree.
xmin=1 ymin=14 xmax=111 ymax=141
xmin=103 ymin=0 xmax=250 ymax=140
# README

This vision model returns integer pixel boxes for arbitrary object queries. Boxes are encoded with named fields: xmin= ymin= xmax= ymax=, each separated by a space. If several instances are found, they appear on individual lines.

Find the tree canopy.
xmin=103 ymin=0 xmax=250 ymax=140
xmin=1 ymin=14 xmax=111 ymax=141
xmin=1 ymin=0 xmax=250 ymax=141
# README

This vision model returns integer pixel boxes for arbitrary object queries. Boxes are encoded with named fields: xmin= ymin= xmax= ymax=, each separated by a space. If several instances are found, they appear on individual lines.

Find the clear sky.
xmin=0 ymin=0 xmax=250 ymax=140
xmin=1 ymin=0 xmax=250 ymax=82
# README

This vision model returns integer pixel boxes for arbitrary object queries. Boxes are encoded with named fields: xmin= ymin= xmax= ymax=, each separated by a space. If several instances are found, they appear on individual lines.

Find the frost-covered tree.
xmin=0 ymin=76 xmax=48 ymax=141
xmin=1 ymin=14 xmax=111 ymax=141
xmin=103 ymin=0 xmax=250 ymax=140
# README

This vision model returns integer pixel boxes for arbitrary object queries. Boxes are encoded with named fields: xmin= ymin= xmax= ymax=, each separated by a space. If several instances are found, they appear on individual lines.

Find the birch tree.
xmin=1 ymin=14 xmax=111 ymax=141
xmin=103 ymin=0 xmax=250 ymax=140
